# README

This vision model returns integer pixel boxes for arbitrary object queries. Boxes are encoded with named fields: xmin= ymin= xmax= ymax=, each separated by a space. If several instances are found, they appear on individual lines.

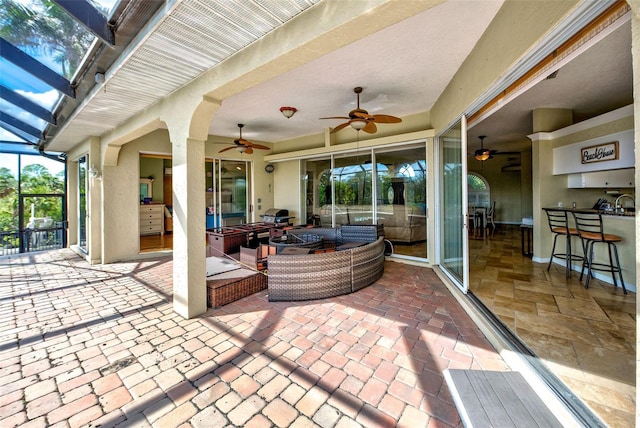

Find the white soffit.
xmin=50 ymin=0 xmax=321 ymax=151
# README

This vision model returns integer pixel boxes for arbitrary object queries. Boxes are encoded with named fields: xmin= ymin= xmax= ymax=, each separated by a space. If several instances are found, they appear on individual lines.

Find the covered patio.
xmin=0 ymin=249 xmax=512 ymax=426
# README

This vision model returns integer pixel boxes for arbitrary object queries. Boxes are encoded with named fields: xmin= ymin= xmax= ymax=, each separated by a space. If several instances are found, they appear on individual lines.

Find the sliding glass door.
xmin=375 ymin=146 xmax=427 ymax=258
xmin=301 ymin=144 xmax=428 ymax=260
xmin=438 ymin=118 xmax=469 ymax=292
xmin=78 ymin=156 xmax=88 ymax=253
xmin=209 ymin=159 xmax=249 ymax=227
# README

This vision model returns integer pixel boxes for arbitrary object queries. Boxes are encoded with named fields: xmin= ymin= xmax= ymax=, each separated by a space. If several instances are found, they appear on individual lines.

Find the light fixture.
xmin=88 ymin=164 xmax=102 ymax=180
xmin=475 ymin=135 xmax=491 ymax=161
xmin=237 ymin=145 xmax=247 ymax=153
xmin=95 ymin=72 xmax=105 ymax=84
xmin=350 ymin=119 xmax=368 ymax=131
xmin=279 ymin=106 xmax=297 ymax=119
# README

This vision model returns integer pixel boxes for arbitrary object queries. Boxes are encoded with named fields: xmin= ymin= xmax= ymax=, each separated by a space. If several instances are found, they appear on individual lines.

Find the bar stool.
xmin=542 ymin=208 xmax=582 ymax=278
xmin=571 ymin=211 xmax=626 ymax=293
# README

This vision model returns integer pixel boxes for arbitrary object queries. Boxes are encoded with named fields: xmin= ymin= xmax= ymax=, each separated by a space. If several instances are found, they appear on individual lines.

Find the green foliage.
xmin=21 ymin=163 xmax=63 ymax=194
xmin=0 ymin=163 xmax=64 ymax=232
xmin=0 ymin=0 xmax=101 ymax=77
xmin=0 ymin=167 xmax=18 ymax=231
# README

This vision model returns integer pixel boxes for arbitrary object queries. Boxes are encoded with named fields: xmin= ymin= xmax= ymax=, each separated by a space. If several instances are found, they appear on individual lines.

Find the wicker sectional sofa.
xmin=267 ymin=227 xmax=385 ymax=301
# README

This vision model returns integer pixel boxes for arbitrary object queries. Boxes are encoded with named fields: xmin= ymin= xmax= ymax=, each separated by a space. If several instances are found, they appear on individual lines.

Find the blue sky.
xmin=1 ymin=0 xmax=120 ymax=143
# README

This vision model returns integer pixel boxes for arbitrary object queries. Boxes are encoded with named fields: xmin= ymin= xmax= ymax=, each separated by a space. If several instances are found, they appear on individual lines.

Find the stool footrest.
xmin=585 ymin=261 xmax=622 ymax=274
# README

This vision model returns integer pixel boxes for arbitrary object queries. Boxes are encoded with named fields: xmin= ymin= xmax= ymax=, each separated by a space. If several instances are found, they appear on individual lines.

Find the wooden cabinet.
xmin=567 ymin=168 xmax=634 ymax=188
xmin=140 ymin=204 xmax=165 ymax=235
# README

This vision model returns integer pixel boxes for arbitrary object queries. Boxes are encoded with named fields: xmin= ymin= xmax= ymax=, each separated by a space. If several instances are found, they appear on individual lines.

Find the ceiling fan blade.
xmin=320 ymin=116 xmax=350 ymax=120
xmin=218 ymin=146 xmax=236 ymax=153
xmin=362 ymin=121 xmax=377 ymax=134
xmin=246 ymin=142 xmax=270 ymax=150
xmin=244 ymin=147 xmax=254 ymax=154
xmin=330 ymin=122 xmax=350 ymax=134
xmin=372 ymin=114 xmax=402 ymax=124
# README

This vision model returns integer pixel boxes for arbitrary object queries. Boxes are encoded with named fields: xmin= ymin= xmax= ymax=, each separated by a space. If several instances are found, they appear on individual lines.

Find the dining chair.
xmin=486 ymin=201 xmax=496 ymax=232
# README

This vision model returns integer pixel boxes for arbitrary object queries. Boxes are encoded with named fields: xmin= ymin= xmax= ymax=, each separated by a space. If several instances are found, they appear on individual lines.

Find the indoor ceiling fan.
xmin=474 ymin=135 xmax=499 ymax=161
xmin=320 ymin=87 xmax=402 ymax=134
xmin=218 ymin=124 xmax=270 ymax=154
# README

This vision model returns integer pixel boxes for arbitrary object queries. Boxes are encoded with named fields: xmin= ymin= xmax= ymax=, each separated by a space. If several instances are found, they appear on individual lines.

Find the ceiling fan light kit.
xmin=350 ymin=119 xmax=368 ymax=130
xmin=475 ymin=135 xmax=492 ymax=161
xmin=320 ymin=87 xmax=402 ymax=134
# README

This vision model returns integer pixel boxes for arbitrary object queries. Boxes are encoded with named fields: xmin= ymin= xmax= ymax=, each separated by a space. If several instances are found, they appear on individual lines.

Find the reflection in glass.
xmin=79 ymin=156 xmax=87 ymax=252
xmin=301 ymin=145 xmax=428 ymax=260
xmin=331 ymin=152 xmax=373 ymax=226
xmin=440 ymin=122 xmax=464 ymax=282
xmin=301 ymin=157 xmax=331 ymax=226
xmin=0 ymin=153 xmax=19 ymax=232
xmin=219 ymin=160 xmax=247 ymax=226
xmin=376 ymin=147 xmax=427 ymax=258
xmin=0 ymin=0 xmax=111 ymax=146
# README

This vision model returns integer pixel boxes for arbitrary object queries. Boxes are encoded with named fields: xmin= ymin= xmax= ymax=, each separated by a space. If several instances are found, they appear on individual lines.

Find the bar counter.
xmin=540 ymin=207 xmax=635 ymax=292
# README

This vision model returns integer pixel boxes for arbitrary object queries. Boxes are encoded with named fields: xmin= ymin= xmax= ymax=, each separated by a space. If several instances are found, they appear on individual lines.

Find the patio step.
xmin=444 ymin=369 xmax=563 ymax=428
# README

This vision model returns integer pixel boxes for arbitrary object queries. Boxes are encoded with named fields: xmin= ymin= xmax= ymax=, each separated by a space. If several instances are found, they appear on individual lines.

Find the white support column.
xmin=164 ymin=94 xmax=220 ymax=319
xmin=172 ymin=136 xmax=207 ymax=318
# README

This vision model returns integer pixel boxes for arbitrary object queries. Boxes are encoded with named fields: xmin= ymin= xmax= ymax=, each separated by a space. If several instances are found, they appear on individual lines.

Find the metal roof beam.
xmin=0 ymin=124 xmax=40 ymax=145
xmin=0 ymin=85 xmax=57 ymax=125
xmin=0 ymin=141 xmax=41 ymax=155
xmin=0 ymin=38 xmax=75 ymax=98
xmin=0 ymin=112 xmax=44 ymax=140
xmin=52 ymin=0 xmax=115 ymax=47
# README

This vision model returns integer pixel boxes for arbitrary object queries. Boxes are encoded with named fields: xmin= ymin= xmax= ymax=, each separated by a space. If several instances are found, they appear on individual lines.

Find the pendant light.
xmin=475 ymin=135 xmax=491 ymax=161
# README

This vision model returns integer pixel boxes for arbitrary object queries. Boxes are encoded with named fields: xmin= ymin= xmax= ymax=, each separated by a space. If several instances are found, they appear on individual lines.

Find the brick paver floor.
xmin=0 ymin=249 xmax=510 ymax=427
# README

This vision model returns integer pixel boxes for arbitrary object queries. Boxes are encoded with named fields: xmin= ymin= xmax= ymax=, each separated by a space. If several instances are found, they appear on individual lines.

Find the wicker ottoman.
xmin=206 ymin=271 xmax=267 ymax=307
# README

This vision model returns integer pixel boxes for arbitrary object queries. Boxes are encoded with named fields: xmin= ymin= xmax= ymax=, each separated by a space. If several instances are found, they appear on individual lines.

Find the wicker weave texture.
xmin=340 ymin=224 xmax=384 ymax=243
xmin=207 ymin=273 xmax=267 ymax=307
xmin=351 ymin=237 xmax=385 ymax=291
xmin=268 ymin=250 xmax=351 ymax=301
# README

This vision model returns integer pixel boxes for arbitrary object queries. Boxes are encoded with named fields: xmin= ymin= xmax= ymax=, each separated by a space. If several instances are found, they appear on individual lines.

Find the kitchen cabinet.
xmin=140 ymin=204 xmax=165 ymax=235
xmin=567 ymin=168 xmax=634 ymax=188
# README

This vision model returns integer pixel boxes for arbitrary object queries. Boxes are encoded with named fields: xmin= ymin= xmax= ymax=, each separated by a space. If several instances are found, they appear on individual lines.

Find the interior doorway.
xmin=139 ymin=154 xmax=173 ymax=253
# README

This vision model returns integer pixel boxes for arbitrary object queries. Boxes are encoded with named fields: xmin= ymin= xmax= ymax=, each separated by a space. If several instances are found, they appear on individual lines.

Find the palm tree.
xmin=0 ymin=0 xmax=101 ymax=77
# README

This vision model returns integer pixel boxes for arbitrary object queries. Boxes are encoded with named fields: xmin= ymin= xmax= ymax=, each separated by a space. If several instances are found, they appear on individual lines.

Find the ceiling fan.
xmin=474 ymin=135 xmax=498 ymax=161
xmin=218 ymin=124 xmax=270 ymax=154
xmin=320 ymin=87 xmax=402 ymax=134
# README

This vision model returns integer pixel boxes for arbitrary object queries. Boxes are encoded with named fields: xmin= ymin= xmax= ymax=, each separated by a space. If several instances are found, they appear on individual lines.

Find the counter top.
xmin=543 ymin=207 xmax=635 ymax=218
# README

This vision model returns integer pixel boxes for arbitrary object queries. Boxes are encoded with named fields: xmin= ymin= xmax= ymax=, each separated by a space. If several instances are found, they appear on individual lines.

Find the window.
xmin=468 ymin=172 xmax=490 ymax=208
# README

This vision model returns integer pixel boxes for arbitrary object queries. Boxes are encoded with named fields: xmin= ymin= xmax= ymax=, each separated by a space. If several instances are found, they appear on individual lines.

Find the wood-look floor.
xmin=141 ymin=226 xmax=635 ymax=426
xmin=140 ymin=233 xmax=173 ymax=253
xmin=469 ymin=225 xmax=635 ymax=428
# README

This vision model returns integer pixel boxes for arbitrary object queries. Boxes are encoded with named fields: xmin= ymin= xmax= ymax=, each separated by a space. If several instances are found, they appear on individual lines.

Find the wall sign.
xmin=581 ymin=141 xmax=618 ymax=164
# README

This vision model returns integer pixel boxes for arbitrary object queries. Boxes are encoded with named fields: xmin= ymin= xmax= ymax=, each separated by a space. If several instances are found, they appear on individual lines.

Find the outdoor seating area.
xmin=205 ymin=224 xmax=386 ymax=305
xmin=268 ymin=236 xmax=385 ymax=301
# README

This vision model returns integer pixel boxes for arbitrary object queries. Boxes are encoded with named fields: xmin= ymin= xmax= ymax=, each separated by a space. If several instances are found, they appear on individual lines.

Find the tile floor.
xmin=0 ymin=248 xmax=512 ymax=427
xmin=469 ymin=225 xmax=636 ymax=427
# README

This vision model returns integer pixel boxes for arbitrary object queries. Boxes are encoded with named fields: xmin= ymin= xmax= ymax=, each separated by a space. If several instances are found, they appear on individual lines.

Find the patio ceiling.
xmin=2 ymin=0 xmax=631 ymax=158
